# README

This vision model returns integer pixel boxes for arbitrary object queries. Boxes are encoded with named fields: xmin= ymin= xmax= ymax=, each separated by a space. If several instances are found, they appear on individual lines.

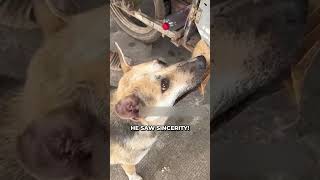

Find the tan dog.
xmin=0 ymin=1 xmax=109 ymax=180
xmin=110 ymin=42 xmax=207 ymax=180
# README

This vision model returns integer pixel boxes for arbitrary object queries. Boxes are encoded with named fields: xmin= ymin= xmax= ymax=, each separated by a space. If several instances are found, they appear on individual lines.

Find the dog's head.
xmin=113 ymin=43 xmax=207 ymax=123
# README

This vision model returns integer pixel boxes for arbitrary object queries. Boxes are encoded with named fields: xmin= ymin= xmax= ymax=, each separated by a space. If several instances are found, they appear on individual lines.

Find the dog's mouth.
xmin=173 ymin=56 xmax=207 ymax=105
xmin=140 ymin=78 xmax=206 ymax=120
xmin=173 ymin=79 xmax=203 ymax=106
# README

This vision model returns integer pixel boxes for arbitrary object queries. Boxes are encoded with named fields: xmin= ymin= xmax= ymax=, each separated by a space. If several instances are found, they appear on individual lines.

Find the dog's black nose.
xmin=195 ymin=55 xmax=207 ymax=70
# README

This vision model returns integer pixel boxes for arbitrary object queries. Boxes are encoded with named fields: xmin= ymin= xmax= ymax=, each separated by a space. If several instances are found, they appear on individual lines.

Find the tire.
xmin=110 ymin=0 xmax=170 ymax=44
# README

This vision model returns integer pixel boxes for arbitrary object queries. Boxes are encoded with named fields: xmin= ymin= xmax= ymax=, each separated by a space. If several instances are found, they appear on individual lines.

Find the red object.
xmin=162 ymin=22 xmax=170 ymax=30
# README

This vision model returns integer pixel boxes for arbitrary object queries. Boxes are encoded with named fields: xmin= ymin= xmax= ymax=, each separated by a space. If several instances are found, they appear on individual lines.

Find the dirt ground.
xmin=212 ymin=82 xmax=320 ymax=179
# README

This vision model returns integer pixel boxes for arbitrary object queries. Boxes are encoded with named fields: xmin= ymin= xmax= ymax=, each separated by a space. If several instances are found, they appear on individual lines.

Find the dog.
xmin=110 ymin=42 xmax=207 ymax=180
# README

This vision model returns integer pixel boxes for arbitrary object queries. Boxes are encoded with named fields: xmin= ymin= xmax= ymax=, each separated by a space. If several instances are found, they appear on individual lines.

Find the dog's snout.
xmin=195 ymin=55 xmax=207 ymax=70
xmin=175 ymin=55 xmax=207 ymax=79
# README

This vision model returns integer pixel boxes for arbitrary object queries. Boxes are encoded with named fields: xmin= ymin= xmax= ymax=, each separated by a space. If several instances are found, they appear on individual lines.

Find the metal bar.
xmin=180 ymin=0 xmax=199 ymax=51
xmin=113 ymin=3 xmax=184 ymax=40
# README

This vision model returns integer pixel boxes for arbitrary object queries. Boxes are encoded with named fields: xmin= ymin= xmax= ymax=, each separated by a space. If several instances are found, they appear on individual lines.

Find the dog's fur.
xmin=0 ymin=1 xmax=108 ymax=180
xmin=110 ymin=43 xmax=207 ymax=180
xmin=212 ymin=0 xmax=307 ymax=117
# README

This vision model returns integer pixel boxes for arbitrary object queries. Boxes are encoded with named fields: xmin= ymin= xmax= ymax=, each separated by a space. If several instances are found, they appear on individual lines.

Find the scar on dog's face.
xmin=113 ymin=42 xmax=207 ymax=121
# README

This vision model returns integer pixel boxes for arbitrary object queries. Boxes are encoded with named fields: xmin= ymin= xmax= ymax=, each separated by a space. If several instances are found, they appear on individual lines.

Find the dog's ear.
xmin=16 ymin=108 xmax=108 ymax=179
xmin=115 ymin=94 xmax=140 ymax=120
xmin=115 ymin=42 xmax=132 ymax=73
xmin=32 ymin=0 xmax=67 ymax=38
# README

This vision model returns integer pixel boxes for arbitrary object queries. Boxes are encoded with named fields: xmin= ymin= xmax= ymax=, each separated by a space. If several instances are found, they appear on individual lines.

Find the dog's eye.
xmin=157 ymin=60 xmax=167 ymax=66
xmin=161 ymin=78 xmax=170 ymax=93
xmin=154 ymin=59 xmax=168 ymax=66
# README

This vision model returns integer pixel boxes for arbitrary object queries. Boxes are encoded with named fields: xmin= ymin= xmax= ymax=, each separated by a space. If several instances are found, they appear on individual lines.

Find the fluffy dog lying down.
xmin=0 ymin=1 xmax=109 ymax=180
xmin=211 ymin=0 xmax=307 ymax=119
